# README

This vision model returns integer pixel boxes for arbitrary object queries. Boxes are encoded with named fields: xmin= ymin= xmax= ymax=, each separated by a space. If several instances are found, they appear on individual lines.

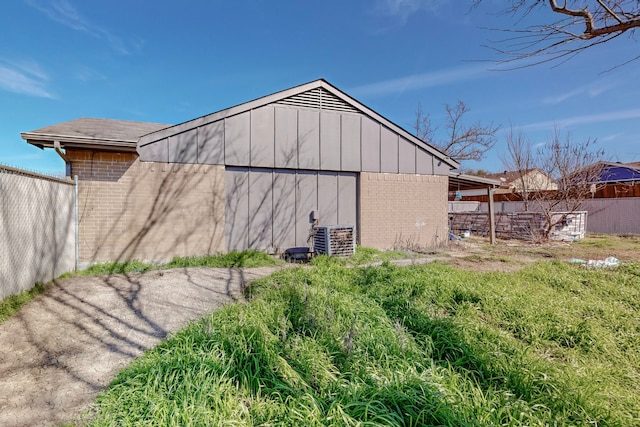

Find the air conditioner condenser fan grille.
xmin=313 ymin=225 xmax=355 ymax=257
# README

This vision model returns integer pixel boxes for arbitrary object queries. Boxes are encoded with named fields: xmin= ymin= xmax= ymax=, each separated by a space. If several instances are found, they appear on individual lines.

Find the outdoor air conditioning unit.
xmin=313 ymin=225 xmax=356 ymax=257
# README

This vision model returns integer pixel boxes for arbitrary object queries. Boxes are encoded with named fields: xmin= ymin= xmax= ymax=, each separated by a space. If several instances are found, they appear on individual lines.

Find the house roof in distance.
xmin=483 ymin=169 xmax=541 ymax=185
xmin=21 ymin=118 xmax=170 ymax=152
xmin=594 ymin=161 xmax=640 ymax=183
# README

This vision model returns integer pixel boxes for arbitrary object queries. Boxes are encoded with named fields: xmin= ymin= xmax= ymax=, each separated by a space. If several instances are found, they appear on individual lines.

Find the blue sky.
xmin=1 ymin=0 xmax=639 ymax=175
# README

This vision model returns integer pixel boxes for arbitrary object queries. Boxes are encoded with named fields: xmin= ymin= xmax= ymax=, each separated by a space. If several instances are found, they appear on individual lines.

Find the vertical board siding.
xmin=139 ymin=138 xmax=169 ymax=162
xmin=275 ymin=107 xmax=298 ymax=168
xmin=248 ymin=169 xmax=273 ymax=250
xmin=298 ymin=109 xmax=320 ymax=169
xmin=226 ymin=168 xmax=357 ymax=252
xmin=225 ymin=168 xmax=250 ymax=250
xmin=338 ymin=173 xmax=357 ymax=226
xmin=434 ymin=158 xmax=451 ymax=175
xmin=139 ymin=107 xmax=446 ymax=178
xmin=340 ymin=114 xmax=361 ymax=171
xmin=250 ymin=107 xmax=275 ymax=167
xmin=361 ymin=117 xmax=381 ymax=172
xmin=398 ymin=137 xmax=416 ymax=174
xmin=320 ymin=111 xmax=341 ymax=171
xmin=416 ymin=148 xmax=434 ymax=175
xmin=224 ymin=112 xmax=251 ymax=166
xmin=380 ymin=127 xmax=399 ymax=173
xmin=318 ymin=172 xmax=339 ymax=225
xmin=169 ymin=129 xmax=198 ymax=164
xmin=272 ymin=170 xmax=297 ymax=250
xmin=295 ymin=171 xmax=318 ymax=247
xmin=198 ymin=121 xmax=224 ymax=165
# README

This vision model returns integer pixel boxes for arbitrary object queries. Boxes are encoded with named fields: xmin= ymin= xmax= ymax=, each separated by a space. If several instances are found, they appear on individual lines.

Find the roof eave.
xmin=22 ymin=133 xmax=137 ymax=152
xmin=449 ymin=172 xmax=502 ymax=190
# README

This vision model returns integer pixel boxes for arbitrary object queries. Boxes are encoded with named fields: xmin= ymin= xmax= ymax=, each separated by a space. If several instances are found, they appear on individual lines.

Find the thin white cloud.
xmin=521 ymin=109 xmax=640 ymax=131
xmin=26 ymin=0 xmax=138 ymax=55
xmin=599 ymin=132 xmax=624 ymax=142
xmin=349 ymin=64 xmax=490 ymax=97
xmin=532 ymin=141 xmax=546 ymax=149
xmin=375 ymin=0 xmax=437 ymax=23
xmin=0 ymin=59 xmax=53 ymax=98
xmin=73 ymin=65 xmax=106 ymax=82
xmin=366 ymin=0 xmax=443 ymax=32
xmin=542 ymin=88 xmax=584 ymax=105
xmin=542 ymin=82 xmax=615 ymax=105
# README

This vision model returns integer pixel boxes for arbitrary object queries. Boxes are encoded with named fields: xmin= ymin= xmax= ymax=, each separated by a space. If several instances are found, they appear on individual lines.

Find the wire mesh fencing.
xmin=0 ymin=164 xmax=76 ymax=300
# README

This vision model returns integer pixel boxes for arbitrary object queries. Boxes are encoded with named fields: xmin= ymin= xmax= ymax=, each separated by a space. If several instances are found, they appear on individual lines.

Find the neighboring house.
xmin=485 ymin=169 xmax=557 ymax=192
xmin=588 ymin=161 xmax=640 ymax=198
xmin=582 ymin=161 xmax=640 ymax=234
xmin=22 ymin=79 xmax=459 ymax=265
xmin=450 ymin=168 xmax=556 ymax=200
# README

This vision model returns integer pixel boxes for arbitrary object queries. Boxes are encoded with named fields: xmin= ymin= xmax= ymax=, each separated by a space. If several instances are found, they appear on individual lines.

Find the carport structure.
xmin=449 ymin=172 xmax=502 ymax=244
xmin=23 ymin=79 xmax=460 ymax=264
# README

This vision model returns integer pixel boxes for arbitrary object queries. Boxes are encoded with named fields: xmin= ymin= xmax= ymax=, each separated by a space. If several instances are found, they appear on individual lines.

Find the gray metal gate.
xmin=225 ymin=168 xmax=357 ymax=252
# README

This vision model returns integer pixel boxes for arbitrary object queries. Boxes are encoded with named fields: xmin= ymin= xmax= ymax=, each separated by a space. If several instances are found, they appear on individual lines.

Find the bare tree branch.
xmin=501 ymin=127 xmax=535 ymax=210
xmin=475 ymin=0 xmax=640 ymax=66
xmin=501 ymin=127 xmax=605 ymax=240
xmin=413 ymin=101 xmax=434 ymax=143
xmin=414 ymin=100 xmax=500 ymax=162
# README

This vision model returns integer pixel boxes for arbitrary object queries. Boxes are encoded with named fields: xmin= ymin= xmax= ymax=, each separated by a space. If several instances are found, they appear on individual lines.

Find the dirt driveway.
xmin=0 ymin=266 xmax=282 ymax=427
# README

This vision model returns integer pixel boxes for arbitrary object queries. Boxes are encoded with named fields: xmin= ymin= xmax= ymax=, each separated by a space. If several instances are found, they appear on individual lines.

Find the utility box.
xmin=313 ymin=225 xmax=356 ymax=257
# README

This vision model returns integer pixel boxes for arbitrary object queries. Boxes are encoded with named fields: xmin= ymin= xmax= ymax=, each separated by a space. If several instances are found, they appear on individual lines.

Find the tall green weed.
xmin=87 ymin=260 xmax=640 ymax=426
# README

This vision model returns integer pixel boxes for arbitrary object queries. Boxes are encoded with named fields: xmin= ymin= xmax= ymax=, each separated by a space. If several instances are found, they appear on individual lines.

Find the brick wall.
xmin=359 ymin=172 xmax=448 ymax=250
xmin=67 ymin=150 xmax=225 ymax=264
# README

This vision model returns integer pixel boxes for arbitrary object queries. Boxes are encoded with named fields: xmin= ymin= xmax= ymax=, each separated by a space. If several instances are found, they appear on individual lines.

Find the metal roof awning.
xmin=448 ymin=172 xmax=502 ymax=191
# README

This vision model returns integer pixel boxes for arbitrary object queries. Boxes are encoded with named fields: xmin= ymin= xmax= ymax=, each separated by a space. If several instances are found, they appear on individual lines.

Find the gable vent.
xmin=275 ymin=88 xmax=360 ymax=113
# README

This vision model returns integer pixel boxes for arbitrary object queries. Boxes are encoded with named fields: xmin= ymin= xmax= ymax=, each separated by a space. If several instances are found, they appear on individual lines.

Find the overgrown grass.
xmin=164 ymin=249 xmax=277 ymax=269
xmin=70 ymin=260 xmax=155 ymax=276
xmin=0 ymin=282 xmax=46 ymax=324
xmin=86 ymin=259 xmax=640 ymax=426
xmin=347 ymin=246 xmax=417 ymax=265
xmin=65 ymin=250 xmax=279 ymax=277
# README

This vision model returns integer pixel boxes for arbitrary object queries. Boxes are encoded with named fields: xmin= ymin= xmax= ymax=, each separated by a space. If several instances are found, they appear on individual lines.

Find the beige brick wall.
xmin=359 ymin=172 xmax=448 ymax=250
xmin=68 ymin=150 xmax=225 ymax=264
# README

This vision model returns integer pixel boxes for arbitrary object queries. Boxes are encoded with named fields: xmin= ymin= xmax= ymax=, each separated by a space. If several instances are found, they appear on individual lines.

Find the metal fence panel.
xmin=479 ymin=199 xmax=640 ymax=235
xmin=0 ymin=166 xmax=75 ymax=300
xmin=583 ymin=198 xmax=640 ymax=234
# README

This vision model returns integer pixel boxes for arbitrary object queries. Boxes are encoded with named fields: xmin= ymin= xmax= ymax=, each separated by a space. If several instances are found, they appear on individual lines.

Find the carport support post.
xmin=74 ymin=175 xmax=79 ymax=271
xmin=487 ymin=187 xmax=496 ymax=244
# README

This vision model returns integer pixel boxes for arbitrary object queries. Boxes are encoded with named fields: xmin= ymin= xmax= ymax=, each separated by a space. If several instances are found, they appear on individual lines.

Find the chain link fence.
xmin=1 ymin=164 xmax=76 ymax=300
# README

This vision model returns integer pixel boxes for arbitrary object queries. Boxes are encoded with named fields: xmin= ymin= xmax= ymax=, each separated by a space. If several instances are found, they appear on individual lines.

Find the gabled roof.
xmin=22 ymin=118 xmax=170 ymax=152
xmin=138 ymin=79 xmax=459 ymax=169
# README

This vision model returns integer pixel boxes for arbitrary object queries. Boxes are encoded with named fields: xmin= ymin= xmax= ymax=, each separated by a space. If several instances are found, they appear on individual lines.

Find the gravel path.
xmin=0 ymin=266 xmax=282 ymax=427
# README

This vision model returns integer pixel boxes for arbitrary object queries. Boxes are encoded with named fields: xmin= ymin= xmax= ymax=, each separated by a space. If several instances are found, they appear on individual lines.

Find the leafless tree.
xmin=501 ymin=127 xmax=536 ymax=210
xmin=502 ymin=128 xmax=605 ymax=240
xmin=475 ymin=0 xmax=640 ymax=67
xmin=414 ymin=100 xmax=500 ymax=162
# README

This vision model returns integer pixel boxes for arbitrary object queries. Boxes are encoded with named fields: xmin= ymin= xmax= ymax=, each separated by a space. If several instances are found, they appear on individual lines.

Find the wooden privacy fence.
xmin=449 ymin=211 xmax=587 ymax=241
xmin=0 ymin=165 xmax=76 ymax=300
